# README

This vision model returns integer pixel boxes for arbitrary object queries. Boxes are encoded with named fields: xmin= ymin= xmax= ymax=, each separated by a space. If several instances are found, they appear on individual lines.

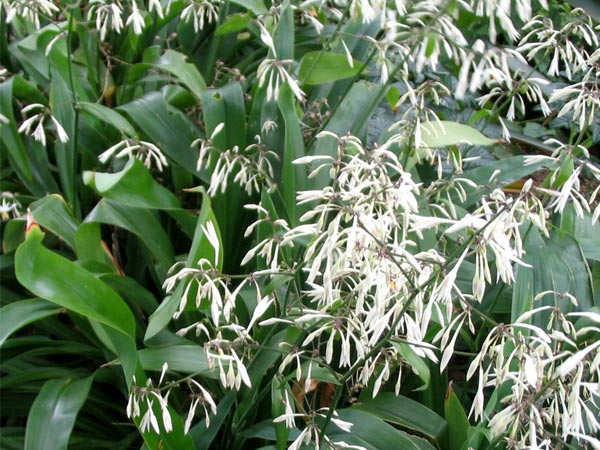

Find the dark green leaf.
xmin=0 ymin=299 xmax=62 ymax=347
xmin=512 ymin=226 xmax=594 ymax=322
xmin=231 ymin=0 xmax=268 ymax=14
xmin=155 ymin=50 xmax=207 ymax=101
xmin=85 ymin=200 xmax=174 ymax=270
xmin=444 ymin=384 xmax=469 ymax=450
xmin=190 ymin=391 xmax=235 ymax=450
xmin=215 ymin=14 xmax=251 ymax=36
xmin=458 ymin=156 xmax=556 ymax=208
xmin=332 ymin=409 xmax=438 ymax=450
xmin=83 ymin=158 xmax=180 ymax=210
xmin=354 ymin=392 xmax=447 ymax=443
xmin=25 ymin=375 xmax=94 ymax=450
xmin=30 ymin=195 xmax=79 ymax=249
xmin=278 ymin=84 xmax=306 ymax=225
xmin=418 ymin=121 xmax=497 ymax=148
xmin=138 ymin=345 xmax=214 ymax=376
xmin=118 ymin=93 xmax=203 ymax=179
xmin=15 ymin=226 xmax=137 ymax=384
xmin=78 ymin=102 xmax=136 ymax=137
xmin=299 ymin=52 xmax=364 ymax=85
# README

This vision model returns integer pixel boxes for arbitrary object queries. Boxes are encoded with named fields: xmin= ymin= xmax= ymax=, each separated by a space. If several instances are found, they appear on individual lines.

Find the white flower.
xmin=148 ymin=0 xmax=164 ymax=18
xmin=201 ymin=221 xmax=220 ymax=267
xmin=4 ymin=0 xmax=60 ymax=29
xmin=179 ymin=0 xmax=220 ymax=32
xmin=257 ymin=58 xmax=305 ymax=102
xmin=18 ymin=104 xmax=68 ymax=147
xmin=1 ymin=192 xmax=22 ymax=221
xmin=185 ymin=379 xmax=217 ymax=432
xmin=88 ymin=0 xmax=124 ymax=40
xmin=550 ymin=79 xmax=600 ymax=132
xmin=126 ymin=0 xmax=145 ymax=35
xmin=99 ymin=139 xmax=168 ymax=172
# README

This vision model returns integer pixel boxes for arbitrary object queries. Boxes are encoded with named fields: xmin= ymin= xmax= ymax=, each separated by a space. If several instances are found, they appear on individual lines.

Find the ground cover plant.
xmin=1 ymin=0 xmax=599 ymax=449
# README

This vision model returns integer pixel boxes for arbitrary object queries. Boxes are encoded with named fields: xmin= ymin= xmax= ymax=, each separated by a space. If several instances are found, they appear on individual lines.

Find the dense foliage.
xmin=1 ymin=0 xmax=599 ymax=449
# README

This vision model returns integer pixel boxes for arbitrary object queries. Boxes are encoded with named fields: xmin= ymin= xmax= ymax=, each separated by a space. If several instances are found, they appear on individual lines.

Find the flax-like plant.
xmin=1 ymin=1 xmax=599 ymax=450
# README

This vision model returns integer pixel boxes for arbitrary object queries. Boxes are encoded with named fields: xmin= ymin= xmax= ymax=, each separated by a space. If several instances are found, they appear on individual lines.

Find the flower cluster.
xmin=98 ymin=138 xmax=168 ymax=172
xmin=468 ymin=305 xmax=600 ymax=449
xmin=127 ymin=364 xmax=173 ymax=434
xmin=18 ymin=104 xmax=68 ymax=147
xmin=0 ymin=192 xmax=23 ymax=221
xmin=195 ymin=127 xmax=278 ymax=196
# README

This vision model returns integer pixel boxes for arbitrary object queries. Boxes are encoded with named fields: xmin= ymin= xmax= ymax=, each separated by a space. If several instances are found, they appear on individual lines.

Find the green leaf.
xmin=118 ymin=93 xmax=203 ymax=179
xmin=25 ymin=375 xmax=94 ymax=450
xmin=78 ymin=102 xmax=136 ymax=137
xmin=278 ymin=84 xmax=306 ymax=225
xmin=144 ymin=289 xmax=182 ymax=343
xmin=274 ymin=2 xmax=294 ymax=60
xmin=385 ymin=86 xmax=401 ymax=110
xmin=30 ymin=195 xmax=79 ymax=249
xmin=444 ymin=384 xmax=469 ymax=450
xmin=458 ymin=155 xmax=556 ymax=208
xmin=138 ymin=345 xmax=215 ymax=376
xmin=145 ymin=190 xmax=220 ymax=340
xmin=392 ymin=342 xmax=431 ymax=389
xmin=49 ymin=65 xmax=79 ymax=208
xmin=155 ymin=50 xmax=207 ymax=101
xmin=299 ymin=51 xmax=364 ymax=85
xmin=190 ymin=391 xmax=235 ymax=450
xmin=199 ymin=82 xmax=247 ymax=151
xmin=512 ymin=226 xmax=594 ymax=322
xmin=2 ymin=219 xmax=26 ymax=254
xmin=85 ymin=200 xmax=174 ymax=270
xmin=198 ymin=83 xmax=248 ymax=266
xmin=231 ymin=0 xmax=268 ymax=14
xmin=83 ymin=158 xmax=180 ymax=210
xmin=271 ymin=377 xmax=290 ymax=450
xmin=425 ymin=35 xmax=437 ymax=58
xmin=185 ymin=188 xmax=223 ymax=270
xmin=0 ymin=299 xmax=62 ymax=347
xmin=459 ymin=426 xmax=491 ymax=450
xmin=15 ymin=226 xmax=137 ymax=384
xmin=215 ymin=13 xmax=251 ymax=36
xmin=332 ymin=409 xmax=438 ymax=450
xmin=74 ymin=222 xmax=117 ymax=269
xmin=133 ymin=391 xmax=196 ymax=450
xmin=559 ymin=206 xmax=600 ymax=262
xmin=0 ymin=77 xmax=58 ymax=195
xmin=354 ymin=392 xmax=447 ymax=443
xmin=417 ymin=121 xmax=497 ymax=148
xmin=307 ymin=81 xmax=383 ymax=189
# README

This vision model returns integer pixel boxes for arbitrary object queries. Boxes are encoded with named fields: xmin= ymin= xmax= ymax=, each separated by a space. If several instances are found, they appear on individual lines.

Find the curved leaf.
xmin=138 ymin=345 xmax=214 ymax=376
xmin=354 ymin=392 xmax=447 ymax=443
xmin=215 ymin=13 xmax=251 ymax=36
xmin=25 ymin=375 xmax=94 ymax=450
xmin=84 ymin=200 xmax=174 ymax=271
xmin=15 ymin=226 xmax=137 ymax=384
xmin=145 ymin=191 xmax=220 ymax=340
xmin=83 ymin=158 xmax=180 ymax=210
xmin=299 ymin=51 xmax=365 ymax=85
xmin=0 ymin=298 xmax=62 ymax=348
xmin=30 ymin=195 xmax=79 ymax=249
xmin=444 ymin=384 xmax=469 ymax=450
xmin=332 ymin=409 xmax=438 ymax=450
xmin=78 ymin=101 xmax=136 ymax=137
xmin=417 ymin=121 xmax=498 ymax=148
xmin=155 ymin=50 xmax=207 ymax=101
xmin=278 ymin=84 xmax=306 ymax=225
xmin=118 ymin=93 xmax=202 ymax=178
xmin=512 ymin=226 xmax=594 ymax=322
